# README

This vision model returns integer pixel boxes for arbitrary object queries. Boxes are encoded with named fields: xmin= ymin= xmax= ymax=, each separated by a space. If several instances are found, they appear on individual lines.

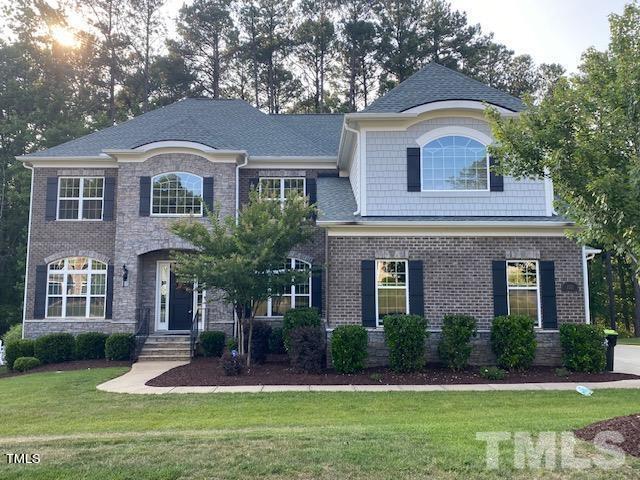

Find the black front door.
xmin=169 ymin=271 xmax=192 ymax=330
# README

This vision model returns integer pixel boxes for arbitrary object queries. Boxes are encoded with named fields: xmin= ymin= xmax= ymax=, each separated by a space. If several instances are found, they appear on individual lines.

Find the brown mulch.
xmin=146 ymin=355 xmax=638 ymax=387
xmin=0 ymin=359 xmax=131 ymax=378
xmin=575 ymin=414 xmax=640 ymax=458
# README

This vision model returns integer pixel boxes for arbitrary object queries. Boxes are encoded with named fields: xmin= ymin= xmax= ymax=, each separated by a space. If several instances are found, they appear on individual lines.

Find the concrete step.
xmin=141 ymin=347 xmax=191 ymax=355
xmin=144 ymin=339 xmax=190 ymax=347
xmin=138 ymin=353 xmax=191 ymax=361
xmin=146 ymin=335 xmax=190 ymax=342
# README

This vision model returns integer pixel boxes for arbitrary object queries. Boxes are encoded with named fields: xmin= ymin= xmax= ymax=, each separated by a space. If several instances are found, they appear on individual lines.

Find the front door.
xmin=169 ymin=271 xmax=193 ymax=330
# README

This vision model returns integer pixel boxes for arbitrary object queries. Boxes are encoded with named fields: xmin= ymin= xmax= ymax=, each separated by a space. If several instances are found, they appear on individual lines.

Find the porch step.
xmin=137 ymin=353 xmax=191 ymax=361
xmin=137 ymin=334 xmax=192 ymax=362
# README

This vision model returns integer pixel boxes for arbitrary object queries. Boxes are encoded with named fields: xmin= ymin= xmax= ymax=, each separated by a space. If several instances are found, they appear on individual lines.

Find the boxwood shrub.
xmin=5 ymin=339 xmax=35 ymax=370
xmin=244 ymin=320 xmax=272 ymax=364
xmin=75 ymin=332 xmax=108 ymax=360
xmin=2 ymin=324 xmax=22 ymax=344
xmin=490 ymin=315 xmax=537 ymax=370
xmin=282 ymin=307 xmax=321 ymax=351
xmin=200 ymin=331 xmax=226 ymax=357
xmin=383 ymin=314 xmax=428 ymax=373
xmin=559 ymin=324 xmax=606 ymax=373
xmin=105 ymin=333 xmax=135 ymax=361
xmin=331 ymin=325 xmax=368 ymax=374
xmin=268 ymin=327 xmax=286 ymax=354
xmin=437 ymin=315 xmax=477 ymax=370
xmin=34 ymin=333 xmax=75 ymax=364
xmin=288 ymin=326 xmax=325 ymax=373
xmin=13 ymin=356 xmax=41 ymax=372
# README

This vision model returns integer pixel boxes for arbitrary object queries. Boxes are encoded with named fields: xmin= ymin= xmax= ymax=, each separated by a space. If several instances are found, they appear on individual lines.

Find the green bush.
xmin=75 ymin=332 xmax=108 ymax=360
xmin=5 ymin=339 xmax=35 ymax=370
xmin=13 ymin=356 xmax=41 ymax=372
xmin=559 ymin=324 xmax=606 ymax=373
xmin=383 ymin=314 xmax=428 ymax=373
xmin=105 ymin=333 xmax=135 ymax=361
xmin=288 ymin=326 xmax=325 ymax=373
xmin=282 ymin=307 xmax=321 ymax=351
xmin=437 ymin=315 xmax=477 ymax=370
xmin=479 ymin=366 xmax=507 ymax=380
xmin=268 ymin=327 xmax=286 ymax=354
xmin=490 ymin=315 xmax=537 ymax=370
xmin=331 ymin=325 xmax=368 ymax=374
xmin=226 ymin=337 xmax=238 ymax=351
xmin=34 ymin=333 xmax=75 ymax=364
xmin=244 ymin=321 xmax=271 ymax=364
xmin=221 ymin=351 xmax=245 ymax=376
xmin=200 ymin=331 xmax=226 ymax=357
xmin=2 ymin=323 xmax=22 ymax=345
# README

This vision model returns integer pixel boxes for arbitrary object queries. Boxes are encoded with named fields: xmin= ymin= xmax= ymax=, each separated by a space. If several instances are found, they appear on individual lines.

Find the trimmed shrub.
xmin=331 ymin=325 xmax=368 ymax=374
xmin=105 ymin=333 xmax=135 ymax=361
xmin=437 ymin=315 xmax=477 ymax=370
xmin=490 ymin=315 xmax=537 ymax=370
xmin=383 ymin=314 xmax=429 ymax=373
xmin=559 ymin=324 xmax=606 ymax=373
xmin=5 ymin=339 xmax=35 ymax=370
xmin=479 ymin=366 xmax=507 ymax=380
xmin=2 ymin=324 xmax=22 ymax=345
xmin=244 ymin=321 xmax=272 ymax=364
xmin=34 ymin=333 xmax=75 ymax=364
xmin=200 ymin=331 xmax=226 ymax=357
xmin=221 ymin=351 xmax=245 ymax=376
xmin=282 ymin=307 xmax=321 ymax=351
xmin=75 ymin=332 xmax=108 ymax=360
xmin=226 ymin=337 xmax=238 ymax=351
xmin=288 ymin=326 xmax=325 ymax=373
xmin=13 ymin=356 xmax=41 ymax=372
xmin=268 ymin=327 xmax=286 ymax=354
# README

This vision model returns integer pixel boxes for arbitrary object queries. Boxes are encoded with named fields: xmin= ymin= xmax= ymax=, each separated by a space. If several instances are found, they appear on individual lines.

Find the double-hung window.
xmin=46 ymin=257 xmax=107 ymax=318
xmin=506 ymin=260 xmax=541 ymax=327
xmin=375 ymin=260 xmax=408 ymax=326
xmin=58 ymin=177 xmax=104 ymax=220
xmin=253 ymin=258 xmax=311 ymax=317
xmin=259 ymin=178 xmax=305 ymax=204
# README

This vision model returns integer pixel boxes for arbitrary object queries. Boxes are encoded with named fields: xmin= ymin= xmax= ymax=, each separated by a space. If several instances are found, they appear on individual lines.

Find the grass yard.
xmin=0 ymin=368 xmax=639 ymax=479
xmin=618 ymin=337 xmax=640 ymax=346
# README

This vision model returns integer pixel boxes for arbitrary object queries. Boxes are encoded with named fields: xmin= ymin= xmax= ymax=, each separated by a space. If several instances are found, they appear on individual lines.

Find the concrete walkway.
xmin=614 ymin=344 xmax=640 ymax=375
xmin=96 ymin=360 xmax=640 ymax=395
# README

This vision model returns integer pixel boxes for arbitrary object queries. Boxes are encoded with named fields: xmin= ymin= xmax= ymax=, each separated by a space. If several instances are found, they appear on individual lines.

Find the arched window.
xmin=151 ymin=172 xmax=203 ymax=216
xmin=46 ymin=257 xmax=107 ymax=318
xmin=253 ymin=258 xmax=311 ymax=317
xmin=421 ymin=135 xmax=488 ymax=191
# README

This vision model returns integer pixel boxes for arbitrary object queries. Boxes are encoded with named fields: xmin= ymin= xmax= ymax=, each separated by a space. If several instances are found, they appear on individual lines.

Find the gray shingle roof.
xmin=26 ymin=99 xmax=345 ymax=158
xmin=316 ymin=177 xmax=571 ymax=224
xmin=361 ymin=63 xmax=525 ymax=113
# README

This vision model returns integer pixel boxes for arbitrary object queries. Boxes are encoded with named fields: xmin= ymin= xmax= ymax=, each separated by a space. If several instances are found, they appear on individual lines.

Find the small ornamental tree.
xmin=171 ymin=189 xmax=315 ymax=367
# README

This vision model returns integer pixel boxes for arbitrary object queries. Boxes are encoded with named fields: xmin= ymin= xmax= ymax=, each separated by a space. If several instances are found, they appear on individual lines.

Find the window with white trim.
xmin=58 ymin=177 xmax=104 ymax=220
xmin=151 ymin=172 xmax=203 ymax=216
xmin=421 ymin=135 xmax=489 ymax=191
xmin=506 ymin=260 xmax=541 ymax=326
xmin=46 ymin=257 xmax=107 ymax=318
xmin=259 ymin=178 xmax=305 ymax=204
xmin=375 ymin=260 xmax=408 ymax=326
xmin=253 ymin=258 xmax=311 ymax=317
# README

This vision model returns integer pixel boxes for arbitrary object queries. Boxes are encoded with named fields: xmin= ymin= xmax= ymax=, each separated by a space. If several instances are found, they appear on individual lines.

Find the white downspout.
xmin=21 ymin=163 xmax=35 ymax=339
xmin=235 ymin=153 xmax=248 ymax=224
xmin=343 ymin=122 xmax=361 ymax=215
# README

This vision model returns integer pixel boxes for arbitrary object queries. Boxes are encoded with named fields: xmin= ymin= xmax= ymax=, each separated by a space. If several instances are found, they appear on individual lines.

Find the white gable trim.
xmin=403 ymin=100 xmax=516 ymax=115
xmin=414 ymin=126 xmax=493 ymax=148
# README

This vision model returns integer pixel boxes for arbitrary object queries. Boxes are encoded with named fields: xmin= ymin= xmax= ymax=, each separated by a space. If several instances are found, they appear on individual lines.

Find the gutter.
xmin=236 ymin=153 xmax=249 ymax=223
xmin=316 ymin=219 xmax=575 ymax=228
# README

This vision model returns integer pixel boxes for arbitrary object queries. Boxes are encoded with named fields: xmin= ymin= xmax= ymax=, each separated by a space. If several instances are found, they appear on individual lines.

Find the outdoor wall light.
xmin=122 ymin=264 xmax=129 ymax=287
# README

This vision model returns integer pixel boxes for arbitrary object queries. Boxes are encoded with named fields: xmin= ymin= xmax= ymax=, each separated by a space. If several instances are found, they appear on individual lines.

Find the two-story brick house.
xmin=18 ymin=63 xmax=592 ymax=365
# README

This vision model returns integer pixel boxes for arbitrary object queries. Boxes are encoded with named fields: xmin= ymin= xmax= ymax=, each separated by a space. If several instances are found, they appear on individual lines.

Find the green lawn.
xmin=0 ymin=368 xmax=639 ymax=479
xmin=618 ymin=337 xmax=640 ymax=345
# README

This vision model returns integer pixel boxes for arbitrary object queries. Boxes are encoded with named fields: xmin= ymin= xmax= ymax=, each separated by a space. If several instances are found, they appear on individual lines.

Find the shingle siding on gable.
xmin=364 ymin=117 xmax=547 ymax=216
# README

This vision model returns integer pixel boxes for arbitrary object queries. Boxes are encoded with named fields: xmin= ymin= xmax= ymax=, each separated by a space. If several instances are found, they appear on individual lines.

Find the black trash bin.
xmin=604 ymin=329 xmax=618 ymax=372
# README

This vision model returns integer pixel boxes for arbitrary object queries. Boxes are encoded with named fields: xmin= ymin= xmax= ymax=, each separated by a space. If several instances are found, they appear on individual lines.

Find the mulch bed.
xmin=146 ymin=355 xmax=638 ymax=387
xmin=575 ymin=414 xmax=640 ymax=458
xmin=0 ymin=359 xmax=131 ymax=379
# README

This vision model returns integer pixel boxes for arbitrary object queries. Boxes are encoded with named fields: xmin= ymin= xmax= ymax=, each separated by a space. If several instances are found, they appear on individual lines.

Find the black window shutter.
xmin=489 ymin=156 xmax=504 ymax=192
xmin=306 ymin=178 xmax=317 ymax=204
xmin=311 ymin=267 xmax=322 ymax=315
xmin=45 ymin=177 xmax=58 ymax=220
xmin=203 ymin=177 xmax=214 ymax=211
xmin=33 ymin=265 xmax=47 ymax=318
xmin=408 ymin=260 xmax=424 ymax=317
xmin=103 ymin=177 xmax=116 ymax=221
xmin=105 ymin=264 xmax=114 ymax=319
xmin=492 ymin=261 xmax=508 ymax=317
xmin=139 ymin=176 xmax=151 ymax=216
xmin=540 ymin=261 xmax=558 ymax=329
xmin=407 ymin=147 xmax=421 ymax=192
xmin=361 ymin=260 xmax=376 ymax=327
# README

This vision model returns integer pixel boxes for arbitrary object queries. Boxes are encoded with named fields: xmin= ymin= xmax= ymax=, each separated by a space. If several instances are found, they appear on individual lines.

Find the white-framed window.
xmin=506 ymin=260 xmax=542 ymax=327
xmin=259 ymin=177 xmax=305 ymax=204
xmin=151 ymin=172 xmax=203 ymax=216
xmin=46 ymin=257 xmax=107 ymax=318
xmin=421 ymin=135 xmax=489 ymax=191
xmin=375 ymin=259 xmax=409 ymax=327
xmin=253 ymin=258 xmax=311 ymax=317
xmin=57 ymin=177 xmax=104 ymax=220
